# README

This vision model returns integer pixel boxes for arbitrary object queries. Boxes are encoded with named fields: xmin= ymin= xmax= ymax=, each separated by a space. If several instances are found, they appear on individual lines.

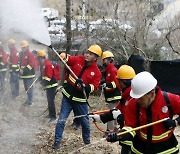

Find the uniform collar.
xmin=105 ymin=62 xmax=115 ymax=71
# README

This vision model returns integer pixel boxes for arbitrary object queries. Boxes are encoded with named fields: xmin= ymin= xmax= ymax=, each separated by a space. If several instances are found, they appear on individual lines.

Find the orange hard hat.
xmin=117 ymin=65 xmax=136 ymax=79
xmin=102 ymin=51 xmax=114 ymax=60
xmin=37 ymin=50 xmax=46 ymax=57
xmin=8 ymin=39 xmax=16 ymax=45
xmin=21 ymin=40 xmax=29 ymax=47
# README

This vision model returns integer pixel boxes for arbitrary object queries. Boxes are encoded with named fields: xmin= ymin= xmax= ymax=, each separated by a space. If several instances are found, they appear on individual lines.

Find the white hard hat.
xmin=130 ymin=71 xmax=157 ymax=99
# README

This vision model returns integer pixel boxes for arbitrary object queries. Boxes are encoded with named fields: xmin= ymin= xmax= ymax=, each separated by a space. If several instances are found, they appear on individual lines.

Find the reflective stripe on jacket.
xmin=103 ymin=63 xmax=121 ymax=103
xmin=0 ymin=50 xmax=9 ymax=72
xmin=20 ymin=49 xmax=35 ymax=79
xmin=42 ymin=59 xmax=58 ymax=89
xmin=9 ymin=47 xmax=19 ymax=72
xmin=124 ymin=86 xmax=180 ymax=153
xmin=62 ymin=55 xmax=101 ymax=103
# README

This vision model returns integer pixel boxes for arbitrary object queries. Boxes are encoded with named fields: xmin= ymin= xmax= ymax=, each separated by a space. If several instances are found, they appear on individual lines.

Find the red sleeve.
xmin=11 ymin=49 xmax=19 ymax=65
xmin=110 ymin=67 xmax=119 ymax=87
xmin=45 ymin=63 xmax=53 ymax=79
xmin=2 ymin=52 xmax=9 ymax=64
xmin=28 ymin=52 xmax=35 ymax=68
xmin=92 ymin=69 xmax=102 ymax=91
xmin=168 ymin=93 xmax=180 ymax=115
xmin=66 ymin=55 xmax=81 ymax=66
xmin=125 ymin=98 xmax=138 ymax=128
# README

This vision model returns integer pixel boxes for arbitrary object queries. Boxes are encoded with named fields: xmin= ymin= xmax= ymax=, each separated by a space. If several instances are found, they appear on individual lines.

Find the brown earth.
xmin=0 ymin=79 xmax=120 ymax=154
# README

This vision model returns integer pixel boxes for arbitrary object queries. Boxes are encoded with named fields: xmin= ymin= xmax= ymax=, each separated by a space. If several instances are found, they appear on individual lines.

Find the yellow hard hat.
xmin=88 ymin=44 xmax=102 ymax=57
xmin=8 ymin=39 xmax=15 ymax=45
xmin=117 ymin=65 xmax=136 ymax=79
xmin=102 ymin=51 xmax=114 ymax=60
xmin=37 ymin=50 xmax=46 ymax=57
xmin=21 ymin=40 xmax=29 ymax=47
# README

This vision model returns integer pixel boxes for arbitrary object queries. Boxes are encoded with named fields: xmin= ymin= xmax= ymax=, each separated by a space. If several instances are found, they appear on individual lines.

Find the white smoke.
xmin=151 ymin=0 xmax=180 ymax=29
xmin=0 ymin=0 xmax=51 ymax=46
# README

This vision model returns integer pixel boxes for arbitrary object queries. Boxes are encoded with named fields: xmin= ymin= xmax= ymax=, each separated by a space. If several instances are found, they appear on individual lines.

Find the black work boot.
xmin=52 ymin=141 xmax=60 ymax=149
xmin=84 ymin=139 xmax=90 ymax=145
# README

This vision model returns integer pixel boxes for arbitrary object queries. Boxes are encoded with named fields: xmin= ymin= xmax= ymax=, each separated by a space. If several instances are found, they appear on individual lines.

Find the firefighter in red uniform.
xmin=0 ymin=42 xmax=9 ymax=91
xmin=20 ymin=41 xmax=35 ymax=105
xmin=37 ymin=50 xmax=59 ymax=123
xmin=8 ymin=39 xmax=20 ymax=98
xmin=53 ymin=44 xmax=102 ymax=149
xmin=107 ymin=71 xmax=180 ymax=154
xmin=101 ymin=51 xmax=121 ymax=132
xmin=89 ymin=65 xmax=136 ymax=154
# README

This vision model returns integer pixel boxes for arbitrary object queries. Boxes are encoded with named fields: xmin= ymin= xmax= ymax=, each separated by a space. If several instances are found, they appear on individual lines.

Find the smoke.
xmin=152 ymin=0 xmax=180 ymax=29
xmin=0 ymin=0 xmax=51 ymax=46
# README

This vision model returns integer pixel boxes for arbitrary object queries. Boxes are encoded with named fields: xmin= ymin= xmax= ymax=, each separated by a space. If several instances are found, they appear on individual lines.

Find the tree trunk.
xmin=60 ymin=0 xmax=72 ymax=86
xmin=66 ymin=0 xmax=72 ymax=54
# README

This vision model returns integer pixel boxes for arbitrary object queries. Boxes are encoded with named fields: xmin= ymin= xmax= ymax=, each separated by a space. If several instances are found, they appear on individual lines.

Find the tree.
xmin=66 ymin=0 xmax=72 ymax=54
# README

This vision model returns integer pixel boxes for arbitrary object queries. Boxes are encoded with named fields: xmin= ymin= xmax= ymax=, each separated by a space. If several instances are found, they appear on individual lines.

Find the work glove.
xmin=117 ymin=114 xmax=124 ymax=128
xmin=112 ymin=109 xmax=121 ymax=120
xmin=107 ymin=129 xmax=133 ymax=142
xmin=100 ymin=80 xmax=106 ymax=88
xmin=75 ymin=78 xmax=91 ymax=95
xmin=101 ymin=83 xmax=106 ymax=88
xmin=164 ymin=116 xmax=180 ymax=130
xmin=75 ymin=78 xmax=84 ymax=85
xmin=106 ymin=132 xmax=120 ymax=142
xmin=75 ymin=78 xmax=86 ymax=90
xmin=89 ymin=114 xmax=102 ymax=123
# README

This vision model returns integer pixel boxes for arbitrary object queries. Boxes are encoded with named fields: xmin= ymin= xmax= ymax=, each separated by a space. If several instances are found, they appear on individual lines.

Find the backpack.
xmin=162 ymin=91 xmax=173 ymax=119
xmin=51 ymin=61 xmax=61 ymax=81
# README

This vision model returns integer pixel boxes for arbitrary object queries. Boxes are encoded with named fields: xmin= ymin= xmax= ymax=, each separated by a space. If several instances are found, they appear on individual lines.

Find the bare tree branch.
xmin=165 ymin=27 xmax=180 ymax=55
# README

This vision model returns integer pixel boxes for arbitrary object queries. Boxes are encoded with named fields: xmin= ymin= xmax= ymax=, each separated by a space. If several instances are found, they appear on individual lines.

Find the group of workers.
xmin=0 ymin=39 xmax=60 ymax=122
xmin=0 ymin=39 xmax=37 ymax=104
xmin=1 ymin=40 xmax=180 ymax=153
xmin=50 ymin=44 xmax=180 ymax=154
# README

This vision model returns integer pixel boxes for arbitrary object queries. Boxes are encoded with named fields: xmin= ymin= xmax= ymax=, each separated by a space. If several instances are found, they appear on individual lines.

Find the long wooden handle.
xmin=51 ymin=47 xmax=78 ymax=79
xmin=117 ymin=117 xmax=169 ymax=136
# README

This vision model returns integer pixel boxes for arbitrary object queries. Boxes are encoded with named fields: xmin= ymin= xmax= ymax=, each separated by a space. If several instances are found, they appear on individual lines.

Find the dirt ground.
xmin=0 ymin=78 xmax=120 ymax=154
xmin=0 ymin=78 xmax=180 ymax=154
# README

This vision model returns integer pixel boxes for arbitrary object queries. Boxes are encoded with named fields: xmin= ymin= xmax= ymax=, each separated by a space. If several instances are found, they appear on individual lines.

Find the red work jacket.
xmin=42 ymin=59 xmax=58 ymax=89
xmin=20 ymin=49 xmax=35 ymax=78
xmin=0 ymin=50 xmax=9 ymax=72
xmin=103 ymin=63 xmax=121 ymax=103
xmin=9 ymin=47 xmax=19 ymax=72
xmin=62 ymin=55 xmax=102 ymax=103
xmin=124 ymin=86 xmax=180 ymax=143
xmin=116 ymin=86 xmax=131 ymax=115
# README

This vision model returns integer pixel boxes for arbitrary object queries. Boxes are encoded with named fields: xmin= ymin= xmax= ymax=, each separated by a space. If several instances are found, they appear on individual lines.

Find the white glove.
xmin=101 ymin=83 xmax=106 ymax=88
xmin=112 ymin=109 xmax=121 ymax=120
xmin=89 ymin=114 xmax=102 ymax=122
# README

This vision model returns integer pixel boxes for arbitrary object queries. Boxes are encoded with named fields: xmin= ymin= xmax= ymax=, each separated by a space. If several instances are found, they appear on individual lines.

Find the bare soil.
xmin=0 ymin=79 xmax=120 ymax=154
